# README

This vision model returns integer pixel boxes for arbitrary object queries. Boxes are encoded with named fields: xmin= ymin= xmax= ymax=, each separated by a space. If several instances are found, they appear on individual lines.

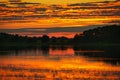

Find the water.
xmin=0 ymin=46 xmax=120 ymax=80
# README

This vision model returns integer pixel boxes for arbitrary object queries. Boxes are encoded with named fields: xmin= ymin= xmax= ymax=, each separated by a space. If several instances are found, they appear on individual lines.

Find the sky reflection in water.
xmin=0 ymin=47 xmax=120 ymax=80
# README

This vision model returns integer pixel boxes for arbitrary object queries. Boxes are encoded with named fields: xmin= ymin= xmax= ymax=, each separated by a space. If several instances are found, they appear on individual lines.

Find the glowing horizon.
xmin=0 ymin=0 xmax=116 ymax=4
xmin=23 ymin=0 xmax=115 ymax=4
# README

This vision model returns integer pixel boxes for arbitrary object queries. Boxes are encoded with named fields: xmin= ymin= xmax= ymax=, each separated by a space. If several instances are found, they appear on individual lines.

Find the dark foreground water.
xmin=0 ymin=46 xmax=120 ymax=80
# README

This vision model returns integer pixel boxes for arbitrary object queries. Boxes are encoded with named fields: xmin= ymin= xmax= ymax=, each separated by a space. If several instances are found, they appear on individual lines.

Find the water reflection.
xmin=0 ymin=46 xmax=120 ymax=80
xmin=0 ymin=46 xmax=120 ymax=57
xmin=0 ymin=56 xmax=120 ymax=80
xmin=0 ymin=46 xmax=120 ymax=66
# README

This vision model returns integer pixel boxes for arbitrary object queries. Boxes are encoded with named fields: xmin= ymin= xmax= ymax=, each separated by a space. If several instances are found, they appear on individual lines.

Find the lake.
xmin=0 ymin=46 xmax=120 ymax=80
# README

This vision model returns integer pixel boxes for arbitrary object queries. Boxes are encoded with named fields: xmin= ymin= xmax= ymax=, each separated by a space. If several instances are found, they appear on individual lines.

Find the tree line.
xmin=0 ymin=25 xmax=120 ymax=47
xmin=73 ymin=25 xmax=120 ymax=44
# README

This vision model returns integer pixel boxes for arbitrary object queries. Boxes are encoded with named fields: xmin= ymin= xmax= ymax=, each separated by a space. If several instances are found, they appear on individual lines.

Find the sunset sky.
xmin=1 ymin=0 xmax=116 ymax=4
xmin=0 ymin=0 xmax=120 ymax=37
xmin=22 ymin=0 xmax=115 ymax=4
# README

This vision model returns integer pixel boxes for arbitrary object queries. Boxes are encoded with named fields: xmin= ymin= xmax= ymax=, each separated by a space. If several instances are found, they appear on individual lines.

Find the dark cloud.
xmin=108 ymin=20 xmax=120 ymax=24
xmin=0 ymin=25 xmax=101 ymax=33
xmin=0 ymin=16 xmax=24 ymax=20
xmin=68 ymin=3 xmax=98 ymax=6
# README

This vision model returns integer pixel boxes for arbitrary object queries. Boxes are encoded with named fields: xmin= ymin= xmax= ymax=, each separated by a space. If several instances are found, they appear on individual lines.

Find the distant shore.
xmin=0 ymin=25 xmax=120 ymax=48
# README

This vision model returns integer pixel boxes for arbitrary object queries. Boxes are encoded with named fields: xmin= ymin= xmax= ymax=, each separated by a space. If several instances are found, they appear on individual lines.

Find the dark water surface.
xmin=0 ymin=46 xmax=120 ymax=80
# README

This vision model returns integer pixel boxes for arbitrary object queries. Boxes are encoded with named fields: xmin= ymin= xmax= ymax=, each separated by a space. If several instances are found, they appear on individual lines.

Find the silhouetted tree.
xmin=73 ymin=25 xmax=120 ymax=44
xmin=41 ymin=35 xmax=50 ymax=45
xmin=0 ymin=25 xmax=120 ymax=47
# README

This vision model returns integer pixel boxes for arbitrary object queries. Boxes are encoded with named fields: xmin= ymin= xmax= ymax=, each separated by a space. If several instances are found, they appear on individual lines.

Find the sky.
xmin=22 ymin=0 xmax=115 ymax=4
xmin=0 ymin=0 xmax=116 ymax=4
xmin=0 ymin=0 xmax=120 ymax=37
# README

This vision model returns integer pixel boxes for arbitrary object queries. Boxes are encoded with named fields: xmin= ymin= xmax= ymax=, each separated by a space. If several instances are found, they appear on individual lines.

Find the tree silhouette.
xmin=73 ymin=25 xmax=120 ymax=44
xmin=0 ymin=25 xmax=120 ymax=47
